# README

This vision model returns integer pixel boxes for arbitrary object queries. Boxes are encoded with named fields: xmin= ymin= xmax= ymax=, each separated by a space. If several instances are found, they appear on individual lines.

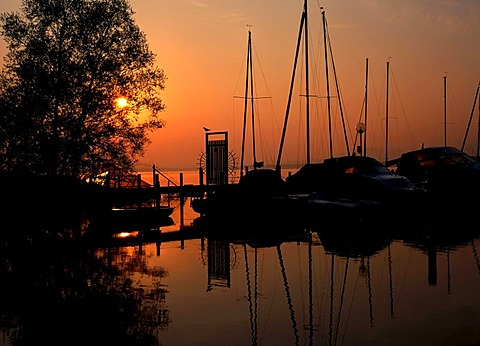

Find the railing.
xmin=152 ymin=164 xmax=179 ymax=187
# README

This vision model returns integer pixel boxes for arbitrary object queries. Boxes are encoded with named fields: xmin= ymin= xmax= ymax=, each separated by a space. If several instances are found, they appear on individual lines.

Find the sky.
xmin=1 ymin=0 xmax=479 ymax=172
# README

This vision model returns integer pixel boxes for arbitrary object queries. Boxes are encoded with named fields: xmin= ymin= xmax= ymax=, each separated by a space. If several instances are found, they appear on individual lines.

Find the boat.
xmin=90 ymin=205 xmax=175 ymax=232
xmin=394 ymin=145 xmax=480 ymax=197
xmin=286 ymin=155 xmax=424 ymax=223
xmin=191 ymin=30 xmax=296 ymax=220
xmin=110 ymin=205 xmax=174 ymax=222
xmin=276 ymin=10 xmax=425 ymax=220
xmin=191 ymin=168 xmax=297 ymax=221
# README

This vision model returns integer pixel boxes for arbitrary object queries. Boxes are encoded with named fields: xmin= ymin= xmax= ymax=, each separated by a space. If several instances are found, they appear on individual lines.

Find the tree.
xmin=0 ymin=0 xmax=167 ymax=179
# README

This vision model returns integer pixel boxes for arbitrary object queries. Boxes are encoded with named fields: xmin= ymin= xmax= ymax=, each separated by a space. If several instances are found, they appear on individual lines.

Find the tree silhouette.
xmin=0 ymin=0 xmax=167 ymax=178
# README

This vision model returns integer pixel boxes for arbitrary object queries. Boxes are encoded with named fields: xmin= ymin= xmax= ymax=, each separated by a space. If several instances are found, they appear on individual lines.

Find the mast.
xmin=444 ymin=74 xmax=447 ymax=147
xmin=305 ymin=0 xmax=310 ymax=164
xmin=240 ymin=29 xmax=266 ymax=176
xmin=275 ymin=0 xmax=308 ymax=172
xmin=364 ymin=58 xmax=369 ymax=156
xmin=385 ymin=60 xmax=390 ymax=165
xmin=323 ymin=9 xmax=350 ymax=157
xmin=276 ymin=4 xmax=348 ymax=169
xmin=240 ymin=30 xmax=253 ymax=177
xmin=461 ymin=82 xmax=480 ymax=153
xmin=478 ymin=89 xmax=480 ymax=159
xmin=322 ymin=9 xmax=333 ymax=158
xmin=248 ymin=31 xmax=258 ymax=170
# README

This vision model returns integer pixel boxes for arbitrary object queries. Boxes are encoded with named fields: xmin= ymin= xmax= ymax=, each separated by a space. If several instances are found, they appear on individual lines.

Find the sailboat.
xmin=191 ymin=29 xmax=297 ymax=223
xmin=394 ymin=79 xmax=480 ymax=209
xmin=275 ymin=4 xmax=350 ymax=173
xmin=280 ymin=6 xmax=420 ymax=219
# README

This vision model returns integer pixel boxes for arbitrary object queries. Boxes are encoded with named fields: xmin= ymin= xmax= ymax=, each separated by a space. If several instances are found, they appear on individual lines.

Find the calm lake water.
xmin=1 ymin=170 xmax=479 ymax=345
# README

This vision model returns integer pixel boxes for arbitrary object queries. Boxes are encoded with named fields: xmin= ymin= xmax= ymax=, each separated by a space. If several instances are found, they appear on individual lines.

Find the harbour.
xmin=0 ymin=1 xmax=479 ymax=345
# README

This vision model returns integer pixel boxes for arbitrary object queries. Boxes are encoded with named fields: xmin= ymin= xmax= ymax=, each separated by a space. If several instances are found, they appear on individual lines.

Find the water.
xmin=0 ymin=171 xmax=479 ymax=345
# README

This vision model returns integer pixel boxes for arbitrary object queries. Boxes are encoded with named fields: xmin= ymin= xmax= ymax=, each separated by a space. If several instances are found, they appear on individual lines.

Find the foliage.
xmin=0 ymin=0 xmax=167 ymax=178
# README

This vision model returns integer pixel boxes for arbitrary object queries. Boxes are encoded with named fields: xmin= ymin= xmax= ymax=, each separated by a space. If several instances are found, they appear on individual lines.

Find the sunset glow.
xmin=116 ymin=97 xmax=128 ymax=109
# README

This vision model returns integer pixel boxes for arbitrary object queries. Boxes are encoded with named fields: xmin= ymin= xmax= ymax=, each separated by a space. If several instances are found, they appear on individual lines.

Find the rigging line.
xmin=275 ymin=7 xmax=306 ymax=172
xmin=353 ymin=94 xmax=367 ymax=152
xmin=389 ymin=66 xmax=417 ymax=154
xmin=334 ymin=256 xmax=350 ymax=346
xmin=445 ymin=74 xmax=462 ymax=147
xmin=321 ymin=9 xmax=333 ymax=159
xmin=243 ymin=244 xmax=257 ymax=346
xmin=254 ymin=110 xmax=276 ymax=166
xmin=232 ymin=32 xmax=250 ymax=159
xmin=324 ymin=11 xmax=351 ymax=156
xmin=367 ymin=60 xmax=386 ymax=159
xmin=276 ymin=244 xmax=300 ymax=346
xmin=297 ymin=52 xmax=308 ymax=165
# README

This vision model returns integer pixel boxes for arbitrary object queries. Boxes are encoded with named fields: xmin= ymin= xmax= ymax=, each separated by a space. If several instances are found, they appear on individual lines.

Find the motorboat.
xmin=394 ymin=146 xmax=480 ymax=193
xmin=286 ymin=155 xmax=423 ymax=205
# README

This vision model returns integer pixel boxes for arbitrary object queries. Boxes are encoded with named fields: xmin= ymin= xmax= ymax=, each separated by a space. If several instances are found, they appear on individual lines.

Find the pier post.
xmin=155 ymin=173 xmax=160 ymax=208
xmin=180 ymin=173 xmax=184 ymax=227
xmin=136 ymin=174 xmax=142 ymax=207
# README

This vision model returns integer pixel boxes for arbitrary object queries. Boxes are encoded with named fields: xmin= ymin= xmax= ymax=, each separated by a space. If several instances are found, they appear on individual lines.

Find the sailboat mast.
xmin=461 ymin=82 xmax=480 ymax=153
xmin=322 ymin=9 xmax=333 ymax=158
xmin=385 ymin=60 xmax=390 ymax=165
xmin=305 ymin=0 xmax=311 ymax=164
xmin=248 ymin=32 xmax=258 ymax=170
xmin=444 ymin=74 xmax=447 ymax=147
xmin=322 ymin=9 xmax=350 ymax=157
xmin=240 ymin=29 xmax=258 ymax=176
xmin=275 ymin=1 xmax=308 ymax=172
xmin=364 ymin=58 xmax=369 ymax=156
xmin=478 ymin=87 xmax=480 ymax=159
xmin=240 ymin=30 xmax=251 ymax=177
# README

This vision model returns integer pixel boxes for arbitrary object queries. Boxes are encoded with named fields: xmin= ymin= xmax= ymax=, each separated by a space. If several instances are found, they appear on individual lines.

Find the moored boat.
xmin=393 ymin=146 xmax=480 ymax=211
xmin=90 ymin=205 xmax=175 ymax=233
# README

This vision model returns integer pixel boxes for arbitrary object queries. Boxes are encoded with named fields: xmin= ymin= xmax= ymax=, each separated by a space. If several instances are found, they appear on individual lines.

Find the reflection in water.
xmin=0 ymin=199 xmax=480 ymax=345
xmin=207 ymin=239 xmax=231 ymax=291
xmin=0 ymin=213 xmax=171 ymax=346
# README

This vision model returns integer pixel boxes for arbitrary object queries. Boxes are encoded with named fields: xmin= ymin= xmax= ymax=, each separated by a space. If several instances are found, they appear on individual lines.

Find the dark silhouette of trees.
xmin=0 ymin=0 xmax=167 ymax=178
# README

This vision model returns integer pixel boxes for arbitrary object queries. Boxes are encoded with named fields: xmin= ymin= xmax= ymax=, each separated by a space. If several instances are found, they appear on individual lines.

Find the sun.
xmin=116 ymin=97 xmax=128 ymax=108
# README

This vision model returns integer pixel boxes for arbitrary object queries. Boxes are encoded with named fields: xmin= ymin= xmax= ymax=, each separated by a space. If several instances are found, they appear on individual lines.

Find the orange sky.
xmin=1 ymin=1 xmax=479 ymax=172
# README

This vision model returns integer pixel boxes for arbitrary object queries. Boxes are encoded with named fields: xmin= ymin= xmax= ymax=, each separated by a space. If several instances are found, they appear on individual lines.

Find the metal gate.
xmin=205 ymin=131 xmax=229 ymax=185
